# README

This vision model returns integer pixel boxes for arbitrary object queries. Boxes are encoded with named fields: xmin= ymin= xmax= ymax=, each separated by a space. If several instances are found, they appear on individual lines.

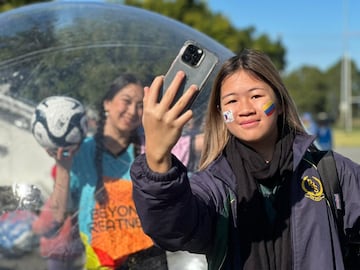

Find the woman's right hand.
xmin=46 ymin=146 xmax=78 ymax=171
xmin=143 ymin=71 xmax=199 ymax=173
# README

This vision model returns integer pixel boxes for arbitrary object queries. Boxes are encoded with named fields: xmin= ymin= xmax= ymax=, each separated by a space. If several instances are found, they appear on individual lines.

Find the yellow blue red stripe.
xmin=262 ymin=101 xmax=275 ymax=116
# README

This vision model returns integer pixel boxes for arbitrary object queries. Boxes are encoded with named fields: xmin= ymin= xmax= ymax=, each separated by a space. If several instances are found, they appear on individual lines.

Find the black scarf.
xmin=224 ymin=126 xmax=294 ymax=270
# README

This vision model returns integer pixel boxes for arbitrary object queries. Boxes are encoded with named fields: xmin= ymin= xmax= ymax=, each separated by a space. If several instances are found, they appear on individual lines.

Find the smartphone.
xmin=160 ymin=40 xmax=219 ymax=112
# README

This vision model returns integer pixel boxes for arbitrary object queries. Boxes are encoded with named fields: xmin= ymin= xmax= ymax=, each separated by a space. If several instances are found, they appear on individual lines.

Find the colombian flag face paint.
xmin=262 ymin=101 xmax=275 ymax=116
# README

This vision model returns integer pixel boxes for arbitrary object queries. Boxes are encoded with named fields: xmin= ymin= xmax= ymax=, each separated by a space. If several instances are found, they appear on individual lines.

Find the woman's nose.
xmin=237 ymin=99 xmax=256 ymax=116
xmin=126 ymin=103 xmax=137 ymax=116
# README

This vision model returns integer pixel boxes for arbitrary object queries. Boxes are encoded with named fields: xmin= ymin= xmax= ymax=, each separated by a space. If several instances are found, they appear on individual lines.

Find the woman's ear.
xmin=103 ymin=100 xmax=110 ymax=112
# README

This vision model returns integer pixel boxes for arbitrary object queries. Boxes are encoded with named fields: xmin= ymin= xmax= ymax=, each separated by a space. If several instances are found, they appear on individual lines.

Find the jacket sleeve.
xmin=335 ymin=152 xmax=360 ymax=236
xmin=130 ymin=153 xmax=217 ymax=254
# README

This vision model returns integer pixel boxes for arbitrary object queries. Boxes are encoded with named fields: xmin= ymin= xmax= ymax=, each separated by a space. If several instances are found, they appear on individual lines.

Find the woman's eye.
xmin=224 ymin=99 xmax=236 ymax=105
xmin=122 ymin=99 xmax=131 ymax=104
xmin=251 ymin=95 xmax=262 ymax=99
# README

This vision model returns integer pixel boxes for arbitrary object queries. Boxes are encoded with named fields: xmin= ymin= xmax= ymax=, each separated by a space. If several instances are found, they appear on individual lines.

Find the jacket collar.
xmin=292 ymin=133 xmax=317 ymax=169
xmin=207 ymin=133 xmax=316 ymax=189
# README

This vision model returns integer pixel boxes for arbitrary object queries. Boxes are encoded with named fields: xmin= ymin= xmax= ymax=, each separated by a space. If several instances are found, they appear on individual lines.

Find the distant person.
xmin=130 ymin=49 xmax=360 ymax=269
xmin=315 ymin=112 xmax=333 ymax=150
xmin=301 ymin=112 xmax=317 ymax=135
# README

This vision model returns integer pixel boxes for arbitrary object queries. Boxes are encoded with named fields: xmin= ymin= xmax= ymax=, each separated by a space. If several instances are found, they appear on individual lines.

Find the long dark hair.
xmin=94 ymin=73 xmax=142 ymax=204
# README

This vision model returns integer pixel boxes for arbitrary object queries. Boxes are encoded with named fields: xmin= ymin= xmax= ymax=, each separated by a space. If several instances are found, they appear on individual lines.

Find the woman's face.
xmin=219 ymin=70 xmax=281 ymax=149
xmin=104 ymin=83 xmax=144 ymax=134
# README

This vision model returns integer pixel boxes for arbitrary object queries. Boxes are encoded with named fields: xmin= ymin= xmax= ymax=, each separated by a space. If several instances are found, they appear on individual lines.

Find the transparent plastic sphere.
xmin=0 ymin=2 xmax=234 ymax=268
xmin=0 ymin=1 xmax=233 ymax=189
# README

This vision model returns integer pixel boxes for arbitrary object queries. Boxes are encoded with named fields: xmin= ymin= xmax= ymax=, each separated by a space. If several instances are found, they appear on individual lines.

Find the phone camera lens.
xmin=182 ymin=44 xmax=203 ymax=66
xmin=182 ymin=52 xmax=192 ymax=63
xmin=187 ymin=45 xmax=196 ymax=53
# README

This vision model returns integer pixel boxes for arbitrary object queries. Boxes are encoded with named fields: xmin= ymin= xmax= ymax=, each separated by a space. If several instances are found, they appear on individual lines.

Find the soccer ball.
xmin=31 ymin=96 xmax=88 ymax=151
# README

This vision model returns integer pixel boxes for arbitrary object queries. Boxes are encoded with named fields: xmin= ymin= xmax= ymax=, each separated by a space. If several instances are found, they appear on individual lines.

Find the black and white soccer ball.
xmin=31 ymin=96 xmax=88 ymax=151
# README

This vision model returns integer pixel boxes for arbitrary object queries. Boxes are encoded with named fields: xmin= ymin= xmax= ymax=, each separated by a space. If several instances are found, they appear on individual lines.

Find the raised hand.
xmin=143 ymin=71 xmax=198 ymax=173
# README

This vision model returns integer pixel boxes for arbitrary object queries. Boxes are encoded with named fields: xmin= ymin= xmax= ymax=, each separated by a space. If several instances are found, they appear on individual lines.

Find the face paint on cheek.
xmin=262 ymin=101 xmax=276 ymax=116
xmin=223 ymin=110 xmax=234 ymax=123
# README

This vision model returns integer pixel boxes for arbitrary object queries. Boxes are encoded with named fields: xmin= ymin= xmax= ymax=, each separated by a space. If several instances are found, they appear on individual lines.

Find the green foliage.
xmin=285 ymin=66 xmax=328 ymax=114
xmin=0 ymin=0 xmax=47 ymax=12
xmin=0 ymin=5 xmax=177 ymax=108
xmin=124 ymin=0 xmax=286 ymax=70
xmin=2 ymin=0 xmax=287 ymax=70
xmin=120 ymin=0 xmax=360 ymax=125
xmin=283 ymin=58 xmax=360 ymax=125
xmin=2 ymin=0 xmax=360 ymax=126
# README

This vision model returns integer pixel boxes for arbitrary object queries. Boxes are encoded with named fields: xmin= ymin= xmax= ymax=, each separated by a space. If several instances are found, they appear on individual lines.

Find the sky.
xmin=207 ymin=0 xmax=360 ymax=73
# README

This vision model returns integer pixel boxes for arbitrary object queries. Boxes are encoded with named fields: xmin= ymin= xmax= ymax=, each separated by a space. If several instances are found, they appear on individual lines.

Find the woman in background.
xmin=41 ymin=73 xmax=203 ymax=270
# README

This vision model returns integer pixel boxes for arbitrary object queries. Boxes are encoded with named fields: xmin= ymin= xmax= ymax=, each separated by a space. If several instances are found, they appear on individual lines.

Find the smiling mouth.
xmin=123 ymin=117 xmax=139 ymax=125
xmin=123 ymin=119 xmax=134 ymax=125
xmin=240 ymin=119 xmax=258 ymax=125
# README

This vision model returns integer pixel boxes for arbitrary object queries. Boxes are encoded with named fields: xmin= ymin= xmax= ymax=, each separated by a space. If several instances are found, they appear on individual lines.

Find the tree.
xmin=123 ymin=0 xmax=286 ymax=70
xmin=0 ymin=0 xmax=47 ymax=12
xmin=0 ymin=1 xmax=209 ymax=108
xmin=4 ymin=0 xmax=359 ymax=126
xmin=2 ymin=0 xmax=287 ymax=70
xmin=284 ymin=66 xmax=329 ymax=115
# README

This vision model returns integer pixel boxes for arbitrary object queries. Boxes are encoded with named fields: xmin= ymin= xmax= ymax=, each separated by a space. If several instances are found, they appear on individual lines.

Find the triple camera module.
xmin=181 ymin=44 xmax=204 ymax=67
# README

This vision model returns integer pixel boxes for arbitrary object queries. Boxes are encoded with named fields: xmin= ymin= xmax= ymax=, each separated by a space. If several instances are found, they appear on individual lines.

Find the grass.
xmin=333 ymin=128 xmax=360 ymax=147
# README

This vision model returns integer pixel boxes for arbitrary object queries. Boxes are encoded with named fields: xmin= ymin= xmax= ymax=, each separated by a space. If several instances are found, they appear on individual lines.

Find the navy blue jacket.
xmin=130 ymin=134 xmax=360 ymax=270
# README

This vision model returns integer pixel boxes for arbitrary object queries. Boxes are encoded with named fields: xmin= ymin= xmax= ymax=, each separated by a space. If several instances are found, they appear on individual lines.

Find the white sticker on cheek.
xmin=223 ymin=110 xmax=234 ymax=123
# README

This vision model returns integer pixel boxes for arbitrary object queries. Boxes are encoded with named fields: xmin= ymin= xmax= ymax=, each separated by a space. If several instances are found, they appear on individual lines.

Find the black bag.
xmin=315 ymin=150 xmax=360 ymax=269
